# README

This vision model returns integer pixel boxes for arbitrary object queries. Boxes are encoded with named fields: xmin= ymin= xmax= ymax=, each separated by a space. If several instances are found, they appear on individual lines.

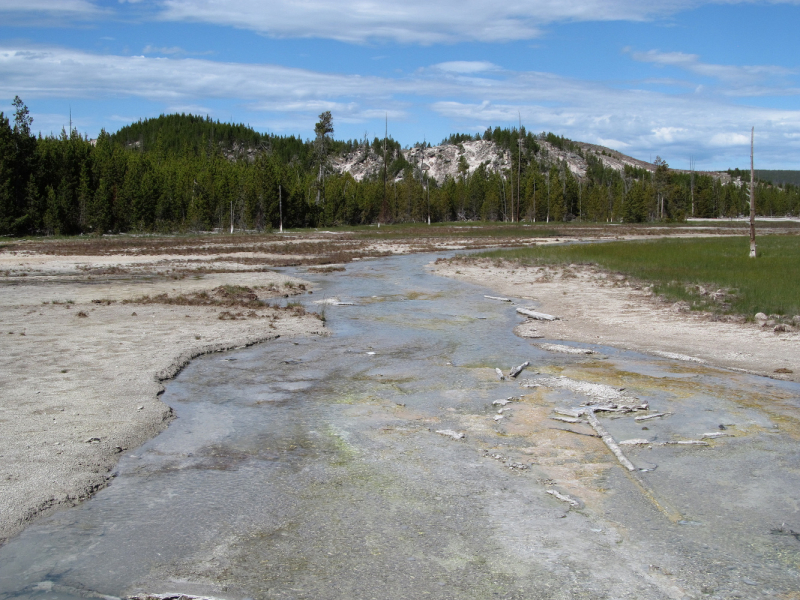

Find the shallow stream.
xmin=1 ymin=253 xmax=799 ymax=599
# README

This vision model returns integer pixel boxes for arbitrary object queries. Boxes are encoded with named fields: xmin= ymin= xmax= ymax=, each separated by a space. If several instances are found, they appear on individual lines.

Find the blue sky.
xmin=1 ymin=0 xmax=799 ymax=170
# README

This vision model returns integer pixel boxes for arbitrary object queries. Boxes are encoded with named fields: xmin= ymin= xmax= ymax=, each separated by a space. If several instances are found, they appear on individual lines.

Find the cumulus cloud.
xmin=2 ymin=45 xmax=799 ymax=167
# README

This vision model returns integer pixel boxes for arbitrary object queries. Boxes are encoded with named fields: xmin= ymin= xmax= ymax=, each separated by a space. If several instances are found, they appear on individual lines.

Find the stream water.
xmin=1 ymin=253 xmax=799 ymax=599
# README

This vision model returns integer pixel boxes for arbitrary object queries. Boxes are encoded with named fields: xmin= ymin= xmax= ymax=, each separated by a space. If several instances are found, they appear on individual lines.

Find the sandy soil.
xmin=0 ymin=253 xmax=326 ymax=545
xmin=432 ymin=258 xmax=800 ymax=383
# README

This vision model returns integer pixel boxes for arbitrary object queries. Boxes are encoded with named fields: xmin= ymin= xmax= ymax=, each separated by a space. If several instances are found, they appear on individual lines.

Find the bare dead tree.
xmin=749 ymin=127 xmax=757 ymax=258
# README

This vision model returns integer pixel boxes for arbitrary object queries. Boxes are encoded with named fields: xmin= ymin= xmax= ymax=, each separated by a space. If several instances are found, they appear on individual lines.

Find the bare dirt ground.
xmin=0 ymin=239 xmax=333 ymax=545
xmin=432 ymin=258 xmax=800 ymax=384
xmin=1 ymin=224 xmax=798 ymax=548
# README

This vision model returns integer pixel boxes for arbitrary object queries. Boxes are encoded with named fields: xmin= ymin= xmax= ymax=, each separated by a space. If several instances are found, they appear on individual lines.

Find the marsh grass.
xmin=475 ymin=235 xmax=800 ymax=318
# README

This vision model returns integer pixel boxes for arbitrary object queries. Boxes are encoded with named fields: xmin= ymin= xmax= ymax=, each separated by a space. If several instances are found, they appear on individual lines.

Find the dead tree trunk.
xmin=749 ymin=127 xmax=757 ymax=258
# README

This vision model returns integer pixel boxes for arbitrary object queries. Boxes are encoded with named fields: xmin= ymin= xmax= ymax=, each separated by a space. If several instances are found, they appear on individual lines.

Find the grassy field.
xmin=475 ymin=235 xmax=800 ymax=318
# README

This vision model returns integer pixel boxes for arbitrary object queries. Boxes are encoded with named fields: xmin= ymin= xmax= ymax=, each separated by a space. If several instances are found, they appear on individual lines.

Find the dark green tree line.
xmin=2 ymin=99 xmax=798 ymax=236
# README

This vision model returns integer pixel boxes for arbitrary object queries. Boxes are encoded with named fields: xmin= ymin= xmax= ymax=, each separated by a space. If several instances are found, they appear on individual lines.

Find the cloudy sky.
xmin=1 ymin=0 xmax=798 ymax=170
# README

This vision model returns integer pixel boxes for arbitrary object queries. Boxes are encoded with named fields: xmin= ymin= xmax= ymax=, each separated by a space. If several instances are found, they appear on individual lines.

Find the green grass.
xmin=475 ymin=235 xmax=800 ymax=318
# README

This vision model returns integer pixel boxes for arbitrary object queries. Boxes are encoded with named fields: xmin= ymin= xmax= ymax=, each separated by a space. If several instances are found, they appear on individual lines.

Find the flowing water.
xmin=1 ymin=253 xmax=799 ymax=599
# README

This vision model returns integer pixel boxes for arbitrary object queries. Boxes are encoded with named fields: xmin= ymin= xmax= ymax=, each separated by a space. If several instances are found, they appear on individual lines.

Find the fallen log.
xmin=495 ymin=368 xmax=505 ymax=381
xmin=537 ymin=343 xmax=595 ymax=355
xmin=516 ymin=307 xmax=558 ymax=321
xmin=554 ymin=407 xmax=583 ymax=418
xmin=485 ymin=295 xmax=512 ymax=302
xmin=549 ymin=427 xmax=600 ymax=438
xmin=657 ymin=440 xmax=709 ymax=446
xmin=619 ymin=438 xmax=651 ymax=446
xmin=508 ymin=361 xmax=530 ymax=378
xmin=435 ymin=429 xmax=465 ymax=440
xmin=550 ymin=416 xmax=581 ymax=424
xmin=584 ymin=410 xmax=637 ymax=471
xmin=702 ymin=432 xmax=733 ymax=439
xmin=635 ymin=412 xmax=670 ymax=422
xmin=492 ymin=397 xmax=516 ymax=406
xmin=546 ymin=489 xmax=582 ymax=508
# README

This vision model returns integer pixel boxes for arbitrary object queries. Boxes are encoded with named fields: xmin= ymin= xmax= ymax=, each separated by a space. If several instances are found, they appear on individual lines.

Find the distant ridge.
xmin=755 ymin=170 xmax=800 ymax=187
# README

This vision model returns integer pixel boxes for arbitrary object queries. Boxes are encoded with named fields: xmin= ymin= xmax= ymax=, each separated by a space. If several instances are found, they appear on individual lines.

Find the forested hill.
xmin=109 ymin=114 xmax=318 ymax=166
xmin=1 ymin=100 xmax=799 ymax=237
xmin=110 ymin=114 xmax=269 ymax=155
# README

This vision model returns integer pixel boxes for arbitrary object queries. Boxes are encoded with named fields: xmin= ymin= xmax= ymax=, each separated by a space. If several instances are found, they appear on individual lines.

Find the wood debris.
xmin=550 ymin=416 xmax=581 ymax=424
xmin=516 ymin=307 xmax=558 ymax=321
xmin=547 ymin=489 xmax=582 ymax=508
xmin=635 ymin=412 xmax=670 ymax=422
xmin=484 ymin=295 xmax=512 ymax=302
xmin=508 ymin=361 xmax=530 ymax=378
xmin=435 ymin=429 xmax=465 ymax=440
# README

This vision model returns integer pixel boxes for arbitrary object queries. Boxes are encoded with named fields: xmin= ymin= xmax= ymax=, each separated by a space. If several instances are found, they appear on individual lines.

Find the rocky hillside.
xmin=331 ymin=136 xmax=730 ymax=184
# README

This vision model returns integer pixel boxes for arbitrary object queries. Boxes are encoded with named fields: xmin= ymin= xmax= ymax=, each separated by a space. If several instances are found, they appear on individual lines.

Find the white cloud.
xmin=432 ymin=61 xmax=499 ymax=74
xmin=142 ymin=45 xmax=215 ymax=56
xmin=2 ymin=45 xmax=800 ymax=167
xmin=652 ymin=126 xmax=687 ymax=143
xmin=151 ymin=0 xmax=752 ymax=44
xmin=153 ymin=1 xmax=800 ymax=44
xmin=709 ymin=132 xmax=751 ymax=146
xmin=632 ymin=50 xmax=797 ymax=84
xmin=0 ymin=0 xmax=102 ymax=16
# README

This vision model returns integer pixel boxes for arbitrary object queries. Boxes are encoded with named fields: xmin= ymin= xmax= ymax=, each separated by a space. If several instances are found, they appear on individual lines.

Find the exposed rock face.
xmin=330 ymin=139 xmax=512 ymax=184
xmin=330 ymin=137 xmax=730 ymax=185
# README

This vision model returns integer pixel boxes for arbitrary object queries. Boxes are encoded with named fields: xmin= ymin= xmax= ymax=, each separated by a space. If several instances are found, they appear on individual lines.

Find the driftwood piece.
xmin=635 ymin=412 xmax=670 ymax=422
xmin=508 ymin=361 xmax=530 ymax=378
xmin=547 ymin=489 xmax=582 ymax=508
xmin=590 ymin=402 xmax=649 ymax=414
xmin=554 ymin=407 xmax=583 ymax=418
xmin=654 ymin=440 xmax=710 ymax=446
xmin=495 ymin=368 xmax=505 ymax=381
xmin=702 ymin=432 xmax=733 ymax=439
xmin=550 ymin=416 xmax=581 ymax=424
xmin=619 ymin=438 xmax=651 ymax=446
xmin=516 ymin=307 xmax=558 ymax=321
xmin=485 ymin=295 xmax=512 ymax=302
xmin=435 ymin=429 xmax=465 ymax=440
xmin=584 ymin=410 xmax=637 ymax=471
xmin=537 ymin=343 xmax=595 ymax=355
xmin=549 ymin=426 xmax=600 ymax=438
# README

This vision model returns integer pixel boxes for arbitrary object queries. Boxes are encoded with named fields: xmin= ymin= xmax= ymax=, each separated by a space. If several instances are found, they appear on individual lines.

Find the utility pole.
xmin=749 ymin=127 xmax=757 ymax=258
